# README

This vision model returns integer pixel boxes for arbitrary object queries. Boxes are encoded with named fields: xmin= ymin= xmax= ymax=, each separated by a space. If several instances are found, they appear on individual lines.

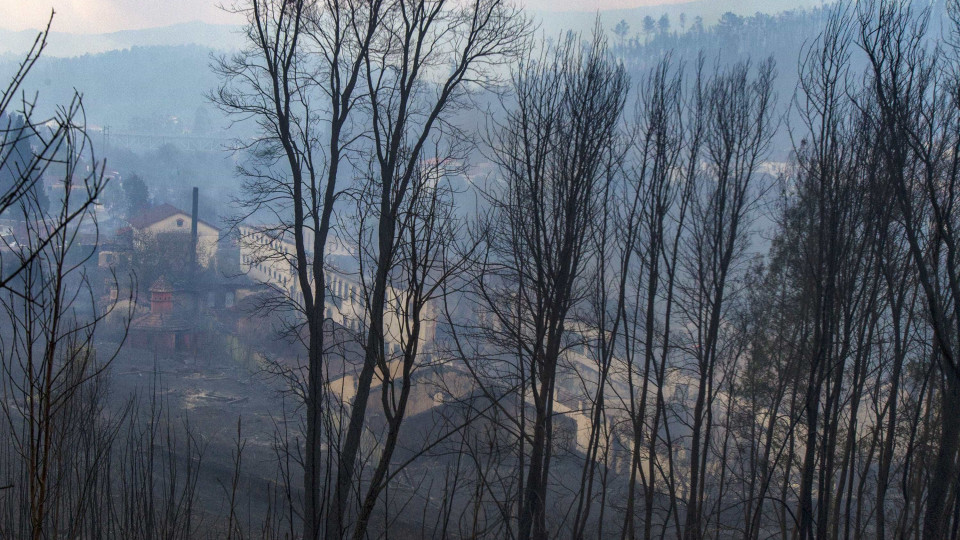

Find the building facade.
xmin=238 ymin=225 xmax=435 ymax=356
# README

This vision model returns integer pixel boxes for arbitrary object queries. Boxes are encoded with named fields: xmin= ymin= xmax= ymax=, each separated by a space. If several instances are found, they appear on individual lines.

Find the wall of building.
xmin=238 ymin=226 xmax=436 ymax=354
xmin=138 ymin=213 xmax=219 ymax=268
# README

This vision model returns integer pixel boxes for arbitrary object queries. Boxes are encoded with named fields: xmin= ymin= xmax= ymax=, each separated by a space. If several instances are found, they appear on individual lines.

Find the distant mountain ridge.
xmin=0 ymin=21 xmax=244 ymax=58
xmin=0 ymin=44 xmax=226 ymax=134
xmin=0 ymin=1 xmax=824 ymax=58
xmin=0 ymin=0 xmax=836 ymax=145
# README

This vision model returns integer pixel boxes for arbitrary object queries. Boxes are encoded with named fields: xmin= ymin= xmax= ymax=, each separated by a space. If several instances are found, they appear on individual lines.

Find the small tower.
xmin=131 ymin=275 xmax=193 ymax=352
xmin=149 ymin=275 xmax=175 ymax=315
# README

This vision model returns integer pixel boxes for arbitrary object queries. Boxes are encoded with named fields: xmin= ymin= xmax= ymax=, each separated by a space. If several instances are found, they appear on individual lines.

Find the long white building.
xmin=238 ymin=225 xmax=435 ymax=355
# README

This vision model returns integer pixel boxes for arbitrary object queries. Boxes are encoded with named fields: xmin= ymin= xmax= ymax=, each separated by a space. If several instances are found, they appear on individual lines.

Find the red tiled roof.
xmin=128 ymin=203 xmax=220 ymax=231
xmin=150 ymin=275 xmax=174 ymax=293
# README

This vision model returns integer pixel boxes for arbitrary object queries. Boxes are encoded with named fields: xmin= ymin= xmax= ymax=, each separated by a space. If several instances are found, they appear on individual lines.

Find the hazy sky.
xmin=2 ymin=0 xmax=693 ymax=33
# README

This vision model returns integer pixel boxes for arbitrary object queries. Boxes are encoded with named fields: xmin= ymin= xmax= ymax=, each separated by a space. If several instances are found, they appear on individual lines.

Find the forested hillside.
xmin=1 ymin=3 xmax=922 ymax=147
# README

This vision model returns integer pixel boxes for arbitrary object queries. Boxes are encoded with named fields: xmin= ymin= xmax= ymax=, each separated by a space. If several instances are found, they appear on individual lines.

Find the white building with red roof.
xmin=127 ymin=203 xmax=220 ymax=268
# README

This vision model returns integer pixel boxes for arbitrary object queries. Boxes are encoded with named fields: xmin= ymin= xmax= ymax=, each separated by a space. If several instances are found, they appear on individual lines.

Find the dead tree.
xmin=786 ymin=9 xmax=875 ymax=538
xmin=0 ymin=14 xmax=132 ymax=539
xmin=348 ymin=156 xmax=476 ymax=539
xmin=213 ymin=1 xmax=385 ymax=537
xmin=326 ymin=1 xmax=526 ymax=537
xmin=614 ymin=55 xmax=694 ymax=540
xmin=678 ymin=58 xmax=775 ymax=540
xmin=474 ymin=31 xmax=628 ymax=540
xmin=857 ymin=2 xmax=960 ymax=537
xmin=0 ymin=15 xmax=106 ymax=293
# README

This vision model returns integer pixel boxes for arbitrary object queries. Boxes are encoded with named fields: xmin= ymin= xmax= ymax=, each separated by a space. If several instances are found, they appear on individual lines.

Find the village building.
xmin=127 ymin=203 xmax=220 ymax=268
xmin=130 ymin=275 xmax=196 ymax=351
xmin=238 ymin=225 xmax=436 ymax=356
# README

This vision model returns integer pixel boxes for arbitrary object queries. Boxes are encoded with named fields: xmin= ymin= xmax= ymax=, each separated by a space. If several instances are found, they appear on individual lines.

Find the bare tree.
xmin=0 ymin=14 xmax=135 ymax=539
xmin=328 ymin=2 xmax=526 ymax=536
xmin=0 ymin=15 xmax=107 ymax=293
xmin=472 ymin=30 xmax=628 ymax=540
xmin=678 ymin=58 xmax=775 ymax=540
xmin=213 ymin=1 xmax=384 ymax=537
xmin=616 ymin=55 xmax=696 ymax=540
xmin=858 ymin=2 xmax=960 ymax=537
xmin=216 ymin=0 xmax=525 ymax=537
xmin=785 ymin=9 xmax=875 ymax=538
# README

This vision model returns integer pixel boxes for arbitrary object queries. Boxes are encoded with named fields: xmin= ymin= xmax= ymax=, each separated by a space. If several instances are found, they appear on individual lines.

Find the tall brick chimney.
xmin=190 ymin=186 xmax=199 ymax=270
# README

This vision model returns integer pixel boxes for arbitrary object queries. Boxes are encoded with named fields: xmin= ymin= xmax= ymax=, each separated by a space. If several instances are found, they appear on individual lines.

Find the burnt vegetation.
xmin=6 ymin=1 xmax=960 ymax=539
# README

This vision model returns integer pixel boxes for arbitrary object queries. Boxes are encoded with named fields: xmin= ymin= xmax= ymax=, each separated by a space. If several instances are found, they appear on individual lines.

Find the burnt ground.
xmin=97 ymin=328 xmax=679 ymax=539
xmin=101 ymin=334 xmax=295 ymax=533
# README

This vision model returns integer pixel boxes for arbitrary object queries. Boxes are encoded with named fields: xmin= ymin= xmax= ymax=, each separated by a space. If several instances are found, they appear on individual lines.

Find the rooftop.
xmin=128 ymin=203 xmax=220 ymax=231
xmin=149 ymin=275 xmax=174 ymax=293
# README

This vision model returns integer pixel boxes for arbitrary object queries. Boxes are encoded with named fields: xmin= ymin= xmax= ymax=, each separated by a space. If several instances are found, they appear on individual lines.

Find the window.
xmin=176 ymin=218 xmax=184 ymax=227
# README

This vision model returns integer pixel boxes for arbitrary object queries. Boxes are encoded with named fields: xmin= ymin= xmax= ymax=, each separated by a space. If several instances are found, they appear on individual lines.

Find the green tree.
xmin=658 ymin=13 xmax=671 ymax=34
xmin=642 ymin=15 xmax=656 ymax=42
xmin=123 ymin=174 xmax=151 ymax=217
xmin=0 ymin=112 xmax=48 ymax=216
xmin=614 ymin=19 xmax=630 ymax=44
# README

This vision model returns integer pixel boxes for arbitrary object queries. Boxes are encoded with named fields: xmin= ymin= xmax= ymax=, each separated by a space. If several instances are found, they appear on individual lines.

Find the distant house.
xmin=128 ymin=203 xmax=220 ymax=268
